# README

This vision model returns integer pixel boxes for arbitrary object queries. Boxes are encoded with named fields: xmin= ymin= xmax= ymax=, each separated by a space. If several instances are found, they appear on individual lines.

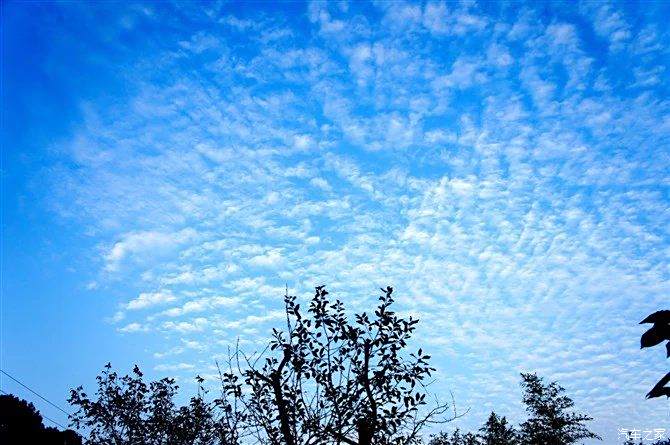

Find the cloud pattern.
xmin=30 ymin=1 xmax=670 ymax=442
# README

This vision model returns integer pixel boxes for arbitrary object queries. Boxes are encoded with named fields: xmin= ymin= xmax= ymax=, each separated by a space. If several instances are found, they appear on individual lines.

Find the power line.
xmin=41 ymin=413 xmax=68 ymax=430
xmin=0 ymin=369 xmax=70 ymax=416
xmin=0 ymin=388 xmax=68 ymax=430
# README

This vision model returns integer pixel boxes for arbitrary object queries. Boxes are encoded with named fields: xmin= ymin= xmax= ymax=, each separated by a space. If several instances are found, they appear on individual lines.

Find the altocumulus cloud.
xmin=28 ymin=1 xmax=670 ymax=442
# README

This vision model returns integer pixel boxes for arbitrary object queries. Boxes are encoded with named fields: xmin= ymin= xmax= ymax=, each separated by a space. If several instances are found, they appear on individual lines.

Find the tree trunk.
xmin=357 ymin=418 xmax=374 ymax=445
xmin=271 ymin=374 xmax=295 ymax=445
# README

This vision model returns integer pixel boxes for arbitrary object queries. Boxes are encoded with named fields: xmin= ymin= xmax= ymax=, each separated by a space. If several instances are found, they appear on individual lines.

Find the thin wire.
xmin=0 ymin=388 xmax=68 ymax=430
xmin=0 ymin=369 xmax=70 ymax=416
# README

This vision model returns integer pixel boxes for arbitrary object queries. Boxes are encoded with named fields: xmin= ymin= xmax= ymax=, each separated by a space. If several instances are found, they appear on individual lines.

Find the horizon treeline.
xmin=3 ymin=287 xmax=667 ymax=445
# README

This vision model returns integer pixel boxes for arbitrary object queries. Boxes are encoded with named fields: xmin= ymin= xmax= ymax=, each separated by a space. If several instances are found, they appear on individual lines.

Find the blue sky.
xmin=2 ymin=0 xmax=670 ymax=442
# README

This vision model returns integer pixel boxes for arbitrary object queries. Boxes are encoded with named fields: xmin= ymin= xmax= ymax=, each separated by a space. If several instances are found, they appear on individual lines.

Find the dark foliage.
xmin=478 ymin=412 xmax=517 ymax=445
xmin=431 ymin=373 xmax=598 ymax=445
xmin=67 ymin=286 xmax=612 ymax=445
xmin=223 ymin=285 xmax=455 ymax=445
xmin=640 ymin=310 xmax=670 ymax=399
xmin=518 ymin=373 xmax=600 ymax=445
xmin=0 ymin=393 xmax=81 ymax=445
xmin=429 ymin=428 xmax=479 ymax=445
xmin=70 ymin=286 xmax=454 ymax=445
xmin=68 ymin=364 xmax=240 ymax=445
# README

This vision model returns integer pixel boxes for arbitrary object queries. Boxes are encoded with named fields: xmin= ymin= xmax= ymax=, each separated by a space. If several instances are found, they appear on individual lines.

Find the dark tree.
xmin=428 ymin=428 xmax=480 ymax=445
xmin=0 ymin=393 xmax=81 ymax=445
xmin=518 ymin=373 xmax=600 ymax=445
xmin=223 ymin=285 xmax=456 ymax=445
xmin=478 ymin=412 xmax=517 ymax=445
xmin=70 ymin=286 xmax=453 ymax=445
xmin=0 ymin=394 xmax=43 ymax=435
xmin=68 ymin=363 xmax=243 ymax=445
xmin=427 ymin=431 xmax=452 ymax=445
xmin=462 ymin=432 xmax=480 ymax=445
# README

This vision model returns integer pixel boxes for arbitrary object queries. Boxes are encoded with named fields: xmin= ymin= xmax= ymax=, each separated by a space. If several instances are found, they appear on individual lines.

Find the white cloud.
xmin=162 ymin=317 xmax=209 ymax=333
xmin=432 ymin=57 xmax=487 ymax=90
xmin=154 ymin=362 xmax=195 ymax=372
xmin=160 ymin=295 xmax=241 ymax=317
xmin=126 ymin=291 xmax=176 ymax=310
xmin=293 ymin=134 xmax=314 ymax=150
xmin=118 ymin=322 xmax=146 ymax=333
xmin=247 ymin=249 xmax=283 ymax=268
xmin=310 ymin=177 xmax=332 ymax=191
xmin=587 ymin=4 xmax=631 ymax=51
xmin=105 ymin=229 xmax=197 ymax=272
xmin=422 ymin=2 xmax=487 ymax=36
xmin=106 ymin=310 xmax=125 ymax=324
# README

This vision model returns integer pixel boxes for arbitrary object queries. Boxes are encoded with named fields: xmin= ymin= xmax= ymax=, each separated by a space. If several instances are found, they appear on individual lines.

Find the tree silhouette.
xmin=640 ymin=310 xmax=670 ymax=399
xmin=518 ymin=373 xmax=600 ymax=445
xmin=430 ymin=373 xmax=595 ymax=445
xmin=0 ymin=393 xmax=81 ymax=445
xmin=0 ymin=394 xmax=43 ymax=434
xmin=68 ymin=286 xmax=612 ymax=445
xmin=428 ymin=428 xmax=480 ymax=445
xmin=68 ymin=364 xmax=241 ymax=444
xmin=478 ymin=412 xmax=517 ymax=445
xmin=70 ymin=286 xmax=454 ymax=445
xmin=222 ymin=285 xmax=456 ymax=445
